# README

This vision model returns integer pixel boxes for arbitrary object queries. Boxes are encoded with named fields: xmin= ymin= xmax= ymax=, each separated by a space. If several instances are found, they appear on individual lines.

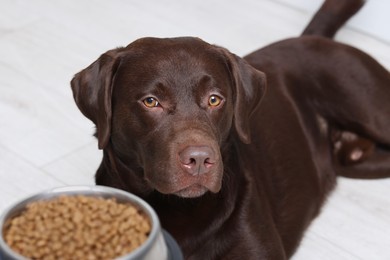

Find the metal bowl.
xmin=0 ymin=186 xmax=183 ymax=260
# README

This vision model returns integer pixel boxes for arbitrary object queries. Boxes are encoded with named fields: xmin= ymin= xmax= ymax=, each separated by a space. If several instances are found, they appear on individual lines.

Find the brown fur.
xmin=71 ymin=0 xmax=390 ymax=259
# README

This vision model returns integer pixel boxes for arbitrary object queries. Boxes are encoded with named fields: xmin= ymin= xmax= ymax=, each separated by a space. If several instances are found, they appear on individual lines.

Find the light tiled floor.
xmin=1 ymin=0 xmax=389 ymax=259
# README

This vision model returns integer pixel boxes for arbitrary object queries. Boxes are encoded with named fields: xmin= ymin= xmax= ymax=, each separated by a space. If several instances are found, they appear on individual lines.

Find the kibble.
xmin=4 ymin=195 xmax=151 ymax=260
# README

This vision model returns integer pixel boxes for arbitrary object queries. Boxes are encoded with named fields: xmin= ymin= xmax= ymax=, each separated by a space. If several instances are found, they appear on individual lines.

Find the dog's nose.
xmin=179 ymin=146 xmax=215 ymax=175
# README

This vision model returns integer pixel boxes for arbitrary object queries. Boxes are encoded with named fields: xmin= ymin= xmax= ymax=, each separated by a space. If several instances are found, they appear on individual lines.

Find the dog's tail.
xmin=302 ymin=0 xmax=365 ymax=38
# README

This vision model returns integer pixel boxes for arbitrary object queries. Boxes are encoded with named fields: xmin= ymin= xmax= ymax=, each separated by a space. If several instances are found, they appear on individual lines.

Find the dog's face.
xmin=110 ymin=40 xmax=234 ymax=198
xmin=71 ymin=37 xmax=266 ymax=198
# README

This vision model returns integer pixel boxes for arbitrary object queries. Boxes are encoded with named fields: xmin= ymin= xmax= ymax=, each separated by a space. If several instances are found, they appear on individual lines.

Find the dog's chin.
xmin=173 ymin=184 xmax=209 ymax=198
xmin=146 ymin=170 xmax=223 ymax=198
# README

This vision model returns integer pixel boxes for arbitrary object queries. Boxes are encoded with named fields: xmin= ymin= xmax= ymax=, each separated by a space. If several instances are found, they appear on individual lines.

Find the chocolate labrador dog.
xmin=71 ymin=0 xmax=390 ymax=259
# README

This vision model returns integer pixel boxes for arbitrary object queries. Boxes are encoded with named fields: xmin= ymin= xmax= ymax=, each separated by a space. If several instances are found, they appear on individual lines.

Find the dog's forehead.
xmin=116 ymin=37 xmax=231 ymax=91
xmin=123 ymin=37 xmax=227 ymax=70
xmin=126 ymin=36 xmax=211 ymax=52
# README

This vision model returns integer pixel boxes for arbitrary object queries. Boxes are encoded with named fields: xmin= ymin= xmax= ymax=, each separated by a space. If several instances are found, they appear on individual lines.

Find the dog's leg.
xmin=329 ymin=129 xmax=390 ymax=179
xmin=332 ymin=129 xmax=375 ymax=166
xmin=300 ymin=0 xmax=390 ymax=178
xmin=332 ymin=140 xmax=390 ymax=179
xmin=323 ymin=50 xmax=390 ymax=179
xmin=302 ymin=0 xmax=365 ymax=38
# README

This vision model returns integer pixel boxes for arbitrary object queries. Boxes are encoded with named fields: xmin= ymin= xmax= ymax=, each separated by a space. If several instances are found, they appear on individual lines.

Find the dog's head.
xmin=71 ymin=37 xmax=266 ymax=198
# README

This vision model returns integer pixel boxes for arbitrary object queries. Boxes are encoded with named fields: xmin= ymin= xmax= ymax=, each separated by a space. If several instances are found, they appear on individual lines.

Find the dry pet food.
xmin=3 ymin=195 xmax=151 ymax=260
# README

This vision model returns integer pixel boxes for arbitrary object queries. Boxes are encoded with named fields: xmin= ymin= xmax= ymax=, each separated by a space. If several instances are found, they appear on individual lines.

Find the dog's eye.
xmin=208 ymin=95 xmax=222 ymax=107
xmin=143 ymin=97 xmax=159 ymax=108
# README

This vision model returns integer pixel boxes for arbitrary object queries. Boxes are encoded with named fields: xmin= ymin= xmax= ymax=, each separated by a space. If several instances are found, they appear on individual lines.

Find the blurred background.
xmin=1 ymin=0 xmax=389 ymax=259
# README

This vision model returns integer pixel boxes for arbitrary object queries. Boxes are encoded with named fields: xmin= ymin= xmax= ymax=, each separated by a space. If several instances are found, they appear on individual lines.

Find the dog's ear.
xmin=217 ymin=47 xmax=267 ymax=144
xmin=71 ymin=48 xmax=123 ymax=149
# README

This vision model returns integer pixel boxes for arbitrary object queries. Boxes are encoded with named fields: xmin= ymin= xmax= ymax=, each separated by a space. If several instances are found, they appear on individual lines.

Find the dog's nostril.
xmin=179 ymin=146 xmax=216 ymax=175
xmin=204 ymin=158 xmax=213 ymax=167
xmin=189 ymin=158 xmax=196 ymax=165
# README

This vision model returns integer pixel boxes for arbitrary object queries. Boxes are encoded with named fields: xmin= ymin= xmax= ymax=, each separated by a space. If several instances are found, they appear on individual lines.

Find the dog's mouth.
xmin=146 ymin=170 xmax=223 ymax=198
xmin=174 ymin=184 xmax=209 ymax=198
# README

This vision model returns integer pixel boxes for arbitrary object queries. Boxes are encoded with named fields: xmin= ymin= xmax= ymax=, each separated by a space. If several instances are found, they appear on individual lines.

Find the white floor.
xmin=1 ymin=0 xmax=389 ymax=259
